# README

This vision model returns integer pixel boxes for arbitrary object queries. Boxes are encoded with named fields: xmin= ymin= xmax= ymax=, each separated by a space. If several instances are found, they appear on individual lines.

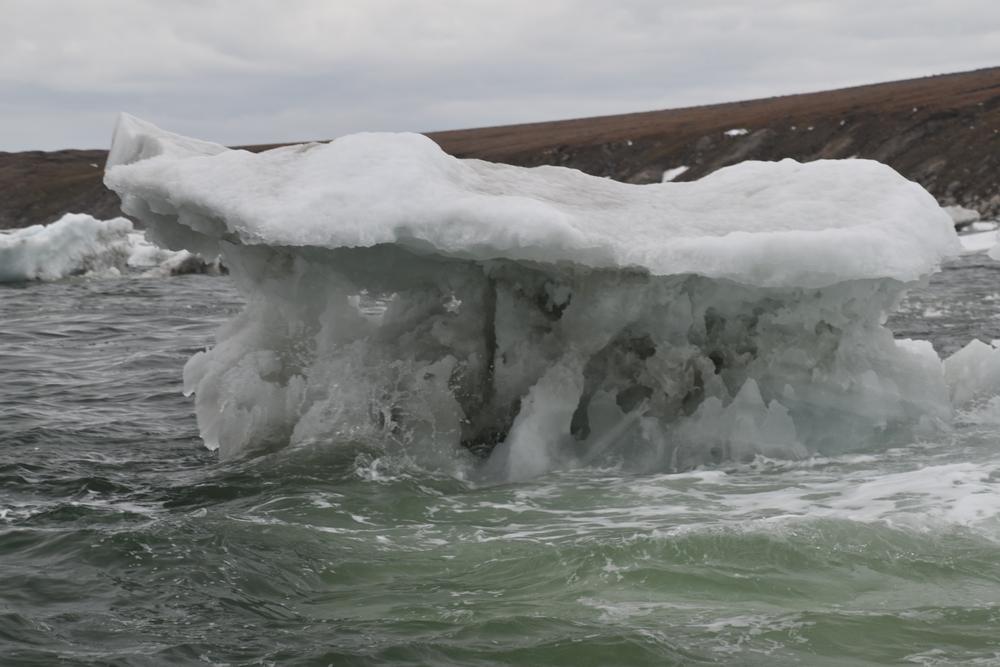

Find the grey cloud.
xmin=1 ymin=0 xmax=998 ymax=150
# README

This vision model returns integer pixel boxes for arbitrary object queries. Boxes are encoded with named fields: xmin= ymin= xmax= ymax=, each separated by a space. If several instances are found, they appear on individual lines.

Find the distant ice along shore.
xmin=945 ymin=205 xmax=1000 ymax=256
xmin=102 ymin=114 xmax=1000 ymax=481
xmin=0 ymin=212 xmax=223 ymax=283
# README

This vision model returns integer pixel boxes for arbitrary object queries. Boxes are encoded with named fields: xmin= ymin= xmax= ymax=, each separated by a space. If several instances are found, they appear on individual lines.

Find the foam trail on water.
xmin=103 ymin=114 xmax=998 ymax=480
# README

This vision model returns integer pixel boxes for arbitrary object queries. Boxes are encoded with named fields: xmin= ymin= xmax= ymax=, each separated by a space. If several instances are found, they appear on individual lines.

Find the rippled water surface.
xmin=4 ymin=255 xmax=1000 ymax=666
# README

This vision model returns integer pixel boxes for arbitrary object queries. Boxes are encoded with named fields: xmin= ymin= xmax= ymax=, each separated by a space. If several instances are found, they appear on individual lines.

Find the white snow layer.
xmin=104 ymin=114 xmax=976 ymax=480
xmin=105 ymin=114 xmax=957 ymax=289
xmin=0 ymin=212 xmax=218 ymax=282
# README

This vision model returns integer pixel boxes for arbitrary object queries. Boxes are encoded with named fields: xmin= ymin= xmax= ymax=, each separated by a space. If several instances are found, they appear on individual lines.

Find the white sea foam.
xmin=635 ymin=458 xmax=1000 ymax=542
xmin=104 ymin=114 xmax=976 ymax=480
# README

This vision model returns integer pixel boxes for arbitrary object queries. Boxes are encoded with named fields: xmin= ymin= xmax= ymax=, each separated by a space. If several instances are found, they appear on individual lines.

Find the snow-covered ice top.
xmin=105 ymin=114 xmax=959 ymax=288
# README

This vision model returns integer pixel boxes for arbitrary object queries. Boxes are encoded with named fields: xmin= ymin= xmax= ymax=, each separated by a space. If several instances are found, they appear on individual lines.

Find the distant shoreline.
xmin=1 ymin=65 xmax=998 ymax=230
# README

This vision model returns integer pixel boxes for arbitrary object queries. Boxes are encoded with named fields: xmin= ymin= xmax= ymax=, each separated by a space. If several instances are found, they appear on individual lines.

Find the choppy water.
xmin=3 ymin=254 xmax=1000 ymax=666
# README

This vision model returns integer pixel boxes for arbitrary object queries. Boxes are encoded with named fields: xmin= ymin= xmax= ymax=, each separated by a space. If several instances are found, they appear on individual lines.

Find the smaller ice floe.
xmin=948 ymin=205 xmax=997 ymax=254
xmin=661 ymin=165 xmax=689 ymax=182
xmin=944 ymin=339 xmax=1000 ymax=407
xmin=957 ymin=227 xmax=997 ymax=254
xmin=126 ymin=231 xmax=176 ymax=268
xmin=139 ymin=249 xmax=226 ymax=277
xmin=0 ymin=213 xmax=133 ymax=282
xmin=724 ymin=128 xmax=750 ymax=137
xmin=0 ymin=213 xmax=221 ymax=283
xmin=126 ymin=232 xmax=224 ymax=276
xmin=943 ymin=205 xmax=981 ymax=229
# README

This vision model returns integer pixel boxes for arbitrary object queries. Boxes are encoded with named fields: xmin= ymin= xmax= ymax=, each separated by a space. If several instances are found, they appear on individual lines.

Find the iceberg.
xmin=104 ymin=114 xmax=964 ymax=479
xmin=0 ymin=212 xmax=222 ymax=283
xmin=0 ymin=213 xmax=135 ymax=282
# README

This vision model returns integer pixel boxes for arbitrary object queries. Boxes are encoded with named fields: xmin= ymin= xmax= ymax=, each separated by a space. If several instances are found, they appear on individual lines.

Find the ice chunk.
xmin=131 ymin=240 xmax=226 ymax=277
xmin=127 ymin=232 xmax=169 ymax=267
xmin=661 ymin=165 xmax=689 ymax=182
xmin=486 ymin=357 xmax=585 ymax=481
xmin=0 ymin=213 xmax=134 ymax=282
xmin=0 ymin=211 xmax=222 ymax=283
xmin=104 ymin=115 xmax=963 ymax=478
xmin=108 ymin=112 xmax=226 ymax=168
xmin=944 ymin=339 xmax=1000 ymax=407
xmin=957 ymin=228 xmax=997 ymax=254
xmin=943 ymin=204 xmax=981 ymax=227
xmin=667 ymin=378 xmax=805 ymax=465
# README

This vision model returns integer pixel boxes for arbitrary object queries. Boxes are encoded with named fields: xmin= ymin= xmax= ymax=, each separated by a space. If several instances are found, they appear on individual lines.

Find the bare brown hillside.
xmin=427 ymin=66 xmax=1000 ymax=217
xmin=2 ymin=66 xmax=998 ymax=230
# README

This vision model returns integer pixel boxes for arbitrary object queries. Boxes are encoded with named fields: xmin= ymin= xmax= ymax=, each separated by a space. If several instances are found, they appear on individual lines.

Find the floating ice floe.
xmin=106 ymin=113 xmax=982 ymax=480
xmin=943 ymin=204 xmax=981 ymax=227
xmin=957 ymin=227 xmax=998 ymax=254
xmin=0 ymin=213 xmax=135 ymax=282
xmin=0 ymin=212 xmax=221 ymax=283
xmin=661 ymin=165 xmax=689 ymax=182
xmin=944 ymin=339 xmax=1000 ymax=407
xmin=946 ymin=204 xmax=1000 ymax=254
xmin=127 ymin=232 xmax=225 ymax=277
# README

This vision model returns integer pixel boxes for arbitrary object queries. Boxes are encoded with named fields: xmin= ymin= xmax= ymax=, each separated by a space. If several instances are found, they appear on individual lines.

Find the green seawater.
xmin=3 ymin=255 xmax=1000 ymax=666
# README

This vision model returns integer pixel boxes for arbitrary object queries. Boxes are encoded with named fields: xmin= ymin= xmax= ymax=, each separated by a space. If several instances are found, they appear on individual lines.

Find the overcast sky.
xmin=2 ymin=0 xmax=998 ymax=151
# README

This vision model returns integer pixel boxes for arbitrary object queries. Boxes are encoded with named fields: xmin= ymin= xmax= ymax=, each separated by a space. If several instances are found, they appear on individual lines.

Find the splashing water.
xmin=3 ymin=255 xmax=1000 ymax=665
